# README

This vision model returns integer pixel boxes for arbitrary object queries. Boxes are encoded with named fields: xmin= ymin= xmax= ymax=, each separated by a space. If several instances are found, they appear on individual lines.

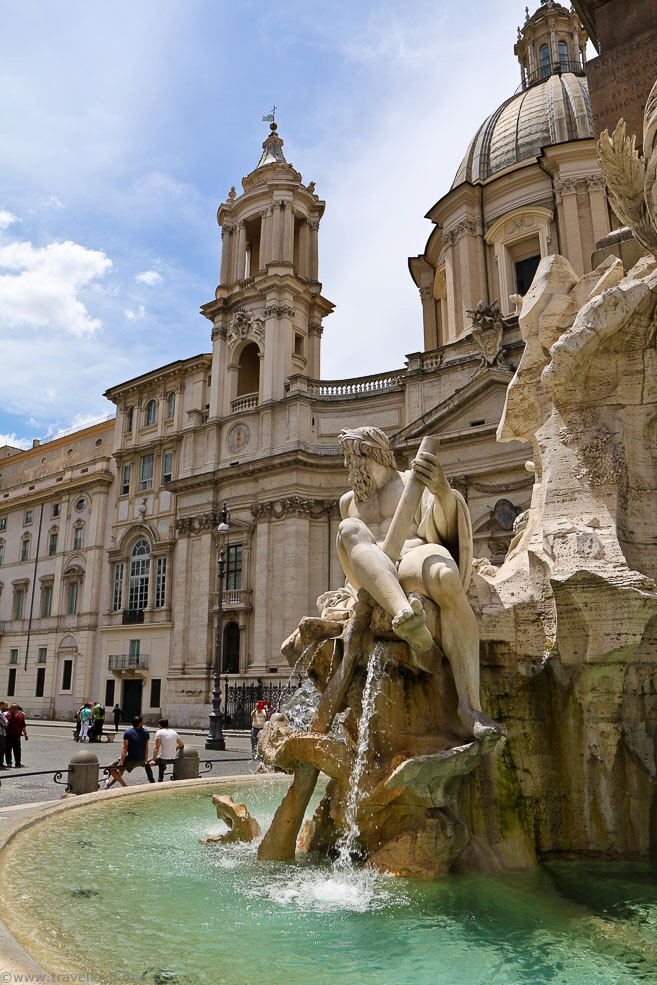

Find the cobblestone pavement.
xmin=0 ymin=721 xmax=255 ymax=809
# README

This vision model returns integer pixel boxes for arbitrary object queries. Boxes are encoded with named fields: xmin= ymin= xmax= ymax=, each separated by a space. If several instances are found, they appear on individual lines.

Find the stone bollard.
xmin=173 ymin=746 xmax=199 ymax=781
xmin=68 ymin=749 xmax=100 ymax=795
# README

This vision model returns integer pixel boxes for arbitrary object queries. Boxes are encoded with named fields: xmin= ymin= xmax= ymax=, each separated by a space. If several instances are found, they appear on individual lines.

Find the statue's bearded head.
xmin=339 ymin=427 xmax=397 ymax=503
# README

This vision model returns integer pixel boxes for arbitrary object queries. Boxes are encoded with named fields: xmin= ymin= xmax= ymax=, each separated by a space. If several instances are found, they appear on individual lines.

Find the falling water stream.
xmin=335 ymin=643 xmax=385 ymax=869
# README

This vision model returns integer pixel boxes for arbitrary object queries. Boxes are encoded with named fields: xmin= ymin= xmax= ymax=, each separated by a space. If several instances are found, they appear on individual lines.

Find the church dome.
xmin=453 ymin=2 xmax=592 ymax=187
xmin=452 ymin=71 xmax=593 ymax=187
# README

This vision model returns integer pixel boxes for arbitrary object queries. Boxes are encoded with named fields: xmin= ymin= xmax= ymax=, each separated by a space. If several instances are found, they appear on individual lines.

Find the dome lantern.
xmin=514 ymin=1 xmax=588 ymax=91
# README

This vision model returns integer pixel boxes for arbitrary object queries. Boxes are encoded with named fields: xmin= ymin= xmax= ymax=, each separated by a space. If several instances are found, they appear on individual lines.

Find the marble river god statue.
xmin=257 ymin=427 xmax=506 ymax=877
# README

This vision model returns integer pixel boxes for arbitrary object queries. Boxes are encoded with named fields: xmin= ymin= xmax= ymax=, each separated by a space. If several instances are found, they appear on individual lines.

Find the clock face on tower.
xmin=227 ymin=422 xmax=250 ymax=454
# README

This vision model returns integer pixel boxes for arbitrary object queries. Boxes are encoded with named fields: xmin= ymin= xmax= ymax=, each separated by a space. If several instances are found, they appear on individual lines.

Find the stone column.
xmin=298 ymin=219 xmax=310 ymax=278
xmin=309 ymin=221 xmax=319 ymax=280
xmin=220 ymin=226 xmax=232 ymax=285
xmin=258 ymin=210 xmax=269 ymax=270
xmin=271 ymin=203 xmax=281 ymax=261
xmin=234 ymin=221 xmax=246 ymax=282
xmin=586 ymin=174 xmax=611 ymax=246
xmin=282 ymin=202 xmax=294 ymax=262
xmin=556 ymin=178 xmax=585 ymax=275
xmin=308 ymin=322 xmax=322 ymax=379
xmin=250 ymin=516 xmax=270 ymax=674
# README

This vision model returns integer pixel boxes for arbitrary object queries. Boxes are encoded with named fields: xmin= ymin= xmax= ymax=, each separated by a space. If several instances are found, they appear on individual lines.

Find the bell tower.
xmin=203 ymin=122 xmax=334 ymax=419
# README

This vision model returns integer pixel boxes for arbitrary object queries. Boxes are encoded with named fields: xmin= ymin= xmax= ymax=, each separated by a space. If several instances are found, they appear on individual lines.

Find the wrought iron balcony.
xmin=122 ymin=608 xmax=144 ymax=625
xmin=108 ymin=653 xmax=150 ymax=671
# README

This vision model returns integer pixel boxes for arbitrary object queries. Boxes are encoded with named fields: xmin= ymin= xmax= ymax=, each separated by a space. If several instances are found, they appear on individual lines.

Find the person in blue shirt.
xmin=105 ymin=716 xmax=155 ymax=788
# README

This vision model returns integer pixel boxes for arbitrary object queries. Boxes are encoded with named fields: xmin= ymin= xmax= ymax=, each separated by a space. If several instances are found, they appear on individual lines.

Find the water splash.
xmin=335 ymin=643 xmax=385 ymax=869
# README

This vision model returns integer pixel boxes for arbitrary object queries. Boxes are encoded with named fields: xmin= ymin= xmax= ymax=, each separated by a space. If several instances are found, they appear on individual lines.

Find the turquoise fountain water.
xmin=2 ymin=778 xmax=657 ymax=985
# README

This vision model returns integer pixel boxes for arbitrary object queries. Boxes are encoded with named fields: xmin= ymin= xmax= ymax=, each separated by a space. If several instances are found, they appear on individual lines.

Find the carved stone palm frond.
xmin=597 ymin=121 xmax=657 ymax=257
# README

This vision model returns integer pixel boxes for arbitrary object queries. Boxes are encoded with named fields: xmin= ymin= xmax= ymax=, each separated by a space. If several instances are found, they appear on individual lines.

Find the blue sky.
xmin=0 ymin=0 xmax=526 ymax=448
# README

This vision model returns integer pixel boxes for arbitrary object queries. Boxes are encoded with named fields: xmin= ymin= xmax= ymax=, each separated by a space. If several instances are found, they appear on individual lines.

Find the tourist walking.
xmin=112 ymin=703 xmax=122 ymax=731
xmin=79 ymin=701 xmax=94 ymax=741
xmin=0 ymin=700 xmax=8 ymax=769
xmin=105 ymin=716 xmax=155 ymax=788
xmin=5 ymin=703 xmax=28 ymax=767
xmin=251 ymin=700 xmax=267 ymax=756
xmin=149 ymin=718 xmax=184 ymax=781
xmin=91 ymin=700 xmax=105 ymax=742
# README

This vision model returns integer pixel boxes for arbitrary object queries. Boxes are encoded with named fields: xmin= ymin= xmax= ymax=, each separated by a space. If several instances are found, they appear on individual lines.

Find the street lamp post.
xmin=206 ymin=504 xmax=230 ymax=750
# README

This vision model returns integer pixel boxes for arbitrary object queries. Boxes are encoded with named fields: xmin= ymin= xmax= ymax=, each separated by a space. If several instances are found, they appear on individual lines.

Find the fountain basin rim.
xmin=0 ymin=772 xmax=293 ymax=983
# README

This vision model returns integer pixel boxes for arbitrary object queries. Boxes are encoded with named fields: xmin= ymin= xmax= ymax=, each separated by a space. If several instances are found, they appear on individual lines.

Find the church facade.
xmin=1 ymin=3 xmax=623 ymax=725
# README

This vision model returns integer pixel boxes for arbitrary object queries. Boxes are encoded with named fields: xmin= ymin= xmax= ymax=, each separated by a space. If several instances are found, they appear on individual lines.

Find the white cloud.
xmin=0 ymin=432 xmax=31 ymax=450
xmin=124 ymin=304 xmax=146 ymax=320
xmin=136 ymin=270 xmax=163 ymax=286
xmin=0 ymin=239 xmax=112 ymax=337
xmin=0 ymin=210 xmax=19 ymax=231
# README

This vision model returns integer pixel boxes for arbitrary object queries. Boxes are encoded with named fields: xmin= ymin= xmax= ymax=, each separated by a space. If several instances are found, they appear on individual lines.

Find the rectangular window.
xmin=0 ymin=517 xmax=6 ymax=531
xmin=48 ymin=532 xmax=58 ymax=556
xmin=139 ymin=454 xmax=154 ymax=490
xmin=42 ymin=584 xmax=52 ymax=617
xmin=52 ymin=503 xmax=61 ymax=518
xmin=155 ymin=556 xmax=167 ymax=608
xmin=226 ymin=545 xmax=242 ymax=590
xmin=38 ymin=647 xmax=47 ymax=663
xmin=21 ymin=539 xmax=30 ymax=562
xmin=121 ymin=463 xmax=131 ymax=495
xmin=7 ymin=667 xmax=16 ymax=697
xmin=112 ymin=562 xmax=124 ymax=611
xmin=68 ymin=581 xmax=78 ymax=615
xmin=24 ymin=509 xmax=33 ymax=525
xmin=105 ymin=678 xmax=115 ymax=707
xmin=128 ymin=639 xmax=141 ymax=666
xmin=162 ymin=451 xmax=173 ymax=484
xmin=0 ymin=543 xmax=4 ymax=566
xmin=35 ymin=666 xmax=46 ymax=697
xmin=125 ymin=407 xmax=134 ymax=433
xmin=9 ymin=648 xmax=18 ymax=664
xmin=15 ymin=589 xmax=24 ymax=620
xmin=150 ymin=678 xmax=161 ymax=708
xmin=61 ymin=659 xmax=73 ymax=691
xmin=73 ymin=527 xmax=83 ymax=550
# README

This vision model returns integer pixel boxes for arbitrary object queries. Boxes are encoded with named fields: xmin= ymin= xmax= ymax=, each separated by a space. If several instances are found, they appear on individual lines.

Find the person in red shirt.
xmin=5 ymin=703 xmax=28 ymax=768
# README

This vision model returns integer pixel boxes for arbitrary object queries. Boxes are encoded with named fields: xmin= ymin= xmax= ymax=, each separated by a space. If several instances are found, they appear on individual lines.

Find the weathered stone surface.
xmin=202 ymin=795 xmax=261 ymax=843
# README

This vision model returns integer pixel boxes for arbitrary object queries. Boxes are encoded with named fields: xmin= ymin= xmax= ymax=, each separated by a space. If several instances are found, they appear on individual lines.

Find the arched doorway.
xmin=236 ymin=343 xmax=260 ymax=397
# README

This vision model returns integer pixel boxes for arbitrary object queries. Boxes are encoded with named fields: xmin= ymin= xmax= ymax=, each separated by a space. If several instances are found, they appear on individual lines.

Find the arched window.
xmin=223 ymin=621 xmax=240 ymax=674
xmin=144 ymin=400 xmax=157 ymax=427
xmin=128 ymin=538 xmax=150 ymax=611
xmin=236 ymin=343 xmax=260 ymax=397
xmin=558 ymin=40 xmax=568 ymax=72
xmin=539 ymin=43 xmax=550 ymax=78
xmin=166 ymin=392 xmax=175 ymax=419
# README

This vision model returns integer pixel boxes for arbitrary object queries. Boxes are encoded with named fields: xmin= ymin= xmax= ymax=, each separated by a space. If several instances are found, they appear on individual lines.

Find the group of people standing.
xmin=0 ymin=701 xmax=28 ymax=768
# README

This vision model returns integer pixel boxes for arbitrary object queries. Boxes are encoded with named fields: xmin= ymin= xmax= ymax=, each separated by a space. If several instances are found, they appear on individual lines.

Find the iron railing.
xmin=122 ymin=608 xmax=144 ymax=625
xmin=519 ymin=59 xmax=585 ymax=92
xmin=222 ymin=679 xmax=299 ymax=730
xmin=108 ymin=653 xmax=150 ymax=671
